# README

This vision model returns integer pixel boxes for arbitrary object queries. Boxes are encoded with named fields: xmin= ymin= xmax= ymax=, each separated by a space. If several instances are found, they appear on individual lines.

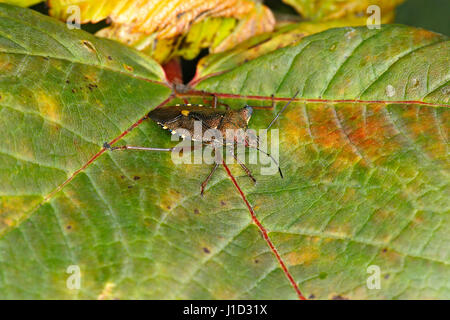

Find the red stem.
xmin=177 ymin=90 xmax=448 ymax=108
xmin=222 ymin=162 xmax=306 ymax=300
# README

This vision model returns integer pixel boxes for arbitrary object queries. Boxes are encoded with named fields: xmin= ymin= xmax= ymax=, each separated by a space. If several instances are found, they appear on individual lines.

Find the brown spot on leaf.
xmin=203 ymin=247 xmax=210 ymax=254
xmin=133 ymin=176 xmax=141 ymax=181
xmin=87 ymin=83 xmax=98 ymax=91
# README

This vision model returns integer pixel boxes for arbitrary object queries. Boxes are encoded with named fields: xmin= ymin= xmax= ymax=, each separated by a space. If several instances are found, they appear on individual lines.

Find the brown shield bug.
xmin=104 ymin=92 xmax=299 ymax=195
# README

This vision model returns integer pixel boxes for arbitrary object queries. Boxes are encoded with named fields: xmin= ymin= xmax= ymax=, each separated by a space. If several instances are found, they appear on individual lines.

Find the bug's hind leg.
xmin=200 ymin=163 xmax=220 ymax=196
xmin=104 ymin=141 xmax=218 ymax=197
xmin=104 ymin=142 xmax=207 ymax=155
xmin=104 ymin=142 xmax=176 ymax=152
xmin=200 ymin=146 xmax=227 ymax=196
xmin=228 ymin=149 xmax=256 ymax=185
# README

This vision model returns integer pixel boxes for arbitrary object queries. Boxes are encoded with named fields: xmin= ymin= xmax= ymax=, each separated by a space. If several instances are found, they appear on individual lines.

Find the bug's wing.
xmin=148 ymin=106 xmax=226 ymax=141
xmin=149 ymin=106 xmax=226 ymax=125
xmin=148 ymin=106 xmax=185 ymax=124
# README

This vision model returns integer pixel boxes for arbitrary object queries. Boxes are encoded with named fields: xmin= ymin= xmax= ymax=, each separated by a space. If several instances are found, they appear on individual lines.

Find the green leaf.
xmin=192 ymin=25 xmax=450 ymax=299
xmin=195 ymin=25 xmax=449 ymax=105
xmin=193 ymin=17 xmax=396 ymax=84
xmin=1 ymin=4 xmax=449 ymax=300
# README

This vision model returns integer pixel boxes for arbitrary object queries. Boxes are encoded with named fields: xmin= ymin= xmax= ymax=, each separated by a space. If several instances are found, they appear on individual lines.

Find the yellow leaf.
xmin=49 ymin=0 xmax=272 ymax=38
xmin=49 ymin=0 xmax=275 ymax=63
xmin=0 ymin=0 xmax=42 ymax=6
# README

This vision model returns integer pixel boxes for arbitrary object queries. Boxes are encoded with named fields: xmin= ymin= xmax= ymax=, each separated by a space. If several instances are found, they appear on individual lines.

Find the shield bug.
xmin=104 ymin=92 xmax=299 ymax=195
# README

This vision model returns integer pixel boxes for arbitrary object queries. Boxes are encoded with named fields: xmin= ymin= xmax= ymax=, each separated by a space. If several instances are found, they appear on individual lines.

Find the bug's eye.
xmin=242 ymin=105 xmax=253 ymax=122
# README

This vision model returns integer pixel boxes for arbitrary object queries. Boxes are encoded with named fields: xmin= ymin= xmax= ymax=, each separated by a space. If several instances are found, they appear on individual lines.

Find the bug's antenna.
xmin=247 ymin=145 xmax=283 ymax=178
xmin=266 ymin=90 xmax=300 ymax=130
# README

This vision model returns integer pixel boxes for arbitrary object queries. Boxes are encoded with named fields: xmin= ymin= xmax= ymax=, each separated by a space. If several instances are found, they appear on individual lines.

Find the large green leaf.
xmin=1 ymin=4 xmax=449 ymax=299
xmin=192 ymin=24 xmax=449 ymax=299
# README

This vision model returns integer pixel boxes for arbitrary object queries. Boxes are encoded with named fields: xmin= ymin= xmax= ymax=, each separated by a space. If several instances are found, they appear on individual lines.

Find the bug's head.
xmin=241 ymin=105 xmax=253 ymax=124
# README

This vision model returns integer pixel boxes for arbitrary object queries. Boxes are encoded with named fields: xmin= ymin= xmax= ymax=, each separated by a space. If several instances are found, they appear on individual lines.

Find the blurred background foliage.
xmin=2 ymin=0 xmax=448 ymax=82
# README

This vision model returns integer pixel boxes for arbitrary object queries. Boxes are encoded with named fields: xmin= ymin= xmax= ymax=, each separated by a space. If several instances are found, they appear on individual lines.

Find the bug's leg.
xmin=205 ymin=94 xmax=230 ymax=110
xmin=245 ymin=94 xmax=275 ymax=110
xmin=219 ymin=101 xmax=230 ymax=110
xmin=103 ymin=142 xmax=207 ymax=156
xmin=200 ymin=145 xmax=225 ymax=196
xmin=200 ymin=163 xmax=219 ymax=196
xmin=227 ymin=148 xmax=256 ymax=184
xmin=104 ymin=142 xmax=176 ymax=152
xmin=104 ymin=142 xmax=207 ymax=160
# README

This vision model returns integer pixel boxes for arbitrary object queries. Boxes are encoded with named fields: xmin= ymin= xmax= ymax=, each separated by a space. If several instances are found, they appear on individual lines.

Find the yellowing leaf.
xmin=96 ymin=16 xmax=236 ymax=62
xmin=282 ymin=0 xmax=404 ymax=21
xmin=49 ymin=0 xmax=275 ymax=63
xmin=48 ymin=0 xmax=272 ymax=39
xmin=97 ymin=3 xmax=274 ymax=63
xmin=211 ymin=3 xmax=275 ymax=53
